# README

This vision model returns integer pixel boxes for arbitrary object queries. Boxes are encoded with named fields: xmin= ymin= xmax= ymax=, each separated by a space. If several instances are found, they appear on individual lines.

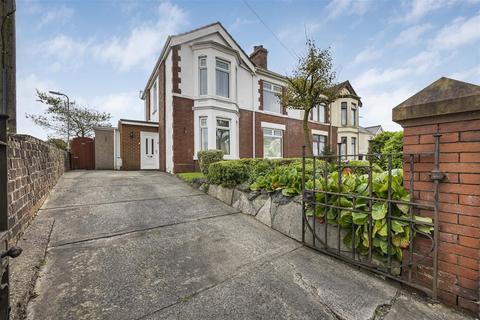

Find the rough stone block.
xmin=256 ymin=198 xmax=272 ymax=227
xmin=271 ymin=200 xmax=303 ymax=242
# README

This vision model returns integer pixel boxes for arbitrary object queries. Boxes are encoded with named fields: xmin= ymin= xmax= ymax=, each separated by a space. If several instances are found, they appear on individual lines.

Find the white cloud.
xmin=37 ymin=5 xmax=74 ymax=29
xmin=90 ymin=91 xmax=142 ymax=122
xmin=35 ymin=2 xmax=188 ymax=73
xmin=392 ymin=23 xmax=432 ymax=46
xmin=326 ymin=0 xmax=372 ymax=19
xmin=402 ymin=0 xmax=479 ymax=22
xmin=93 ymin=2 xmax=188 ymax=71
xmin=432 ymin=13 xmax=480 ymax=49
xmin=353 ymin=46 xmax=382 ymax=65
xmin=354 ymin=67 xmax=411 ymax=92
xmin=449 ymin=64 xmax=480 ymax=83
xmin=229 ymin=18 xmax=256 ymax=31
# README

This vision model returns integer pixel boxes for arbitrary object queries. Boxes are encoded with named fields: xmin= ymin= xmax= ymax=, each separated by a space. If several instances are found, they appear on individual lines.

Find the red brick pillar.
xmin=393 ymin=77 xmax=479 ymax=314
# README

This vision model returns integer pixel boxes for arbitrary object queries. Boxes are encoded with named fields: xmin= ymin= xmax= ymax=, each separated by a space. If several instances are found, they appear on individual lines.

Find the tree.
xmin=368 ymin=131 xmax=403 ymax=169
xmin=282 ymin=40 xmax=339 ymax=156
xmin=47 ymin=138 xmax=68 ymax=151
xmin=26 ymin=90 xmax=112 ymax=141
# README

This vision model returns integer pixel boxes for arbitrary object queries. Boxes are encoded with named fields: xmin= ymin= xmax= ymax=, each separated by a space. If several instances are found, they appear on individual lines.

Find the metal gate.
xmin=301 ymin=133 xmax=443 ymax=299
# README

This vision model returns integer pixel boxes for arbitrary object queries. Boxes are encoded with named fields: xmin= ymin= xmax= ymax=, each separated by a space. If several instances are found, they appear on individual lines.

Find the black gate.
xmin=301 ymin=133 xmax=443 ymax=299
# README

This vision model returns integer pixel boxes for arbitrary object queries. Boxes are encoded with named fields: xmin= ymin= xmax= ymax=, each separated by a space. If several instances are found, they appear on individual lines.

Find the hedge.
xmin=197 ymin=150 xmax=224 ymax=175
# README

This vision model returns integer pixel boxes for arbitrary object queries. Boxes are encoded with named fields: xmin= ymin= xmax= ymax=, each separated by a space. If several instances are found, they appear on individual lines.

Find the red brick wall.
xmin=402 ymin=119 xmax=479 ymax=314
xmin=172 ymin=96 xmax=195 ymax=173
xmin=120 ymin=124 xmax=158 ymax=170
xmin=172 ymin=45 xmax=181 ymax=94
xmin=239 ymin=109 xmax=253 ymax=158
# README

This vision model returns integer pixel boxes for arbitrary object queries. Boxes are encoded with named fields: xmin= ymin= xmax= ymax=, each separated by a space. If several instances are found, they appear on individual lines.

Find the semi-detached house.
xmin=118 ymin=22 xmax=376 ymax=173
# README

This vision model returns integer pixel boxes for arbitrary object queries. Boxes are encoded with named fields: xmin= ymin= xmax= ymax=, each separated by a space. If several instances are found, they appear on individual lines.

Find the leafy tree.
xmin=47 ymin=138 xmax=68 ymax=151
xmin=26 ymin=90 xmax=111 ymax=141
xmin=368 ymin=131 xmax=403 ymax=169
xmin=282 ymin=40 xmax=339 ymax=156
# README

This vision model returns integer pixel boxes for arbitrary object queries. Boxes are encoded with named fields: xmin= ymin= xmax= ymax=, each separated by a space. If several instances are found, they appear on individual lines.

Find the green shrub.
xmin=368 ymin=131 xmax=403 ymax=170
xmin=177 ymin=172 xmax=205 ymax=183
xmin=197 ymin=150 xmax=224 ymax=175
xmin=207 ymin=160 xmax=249 ymax=187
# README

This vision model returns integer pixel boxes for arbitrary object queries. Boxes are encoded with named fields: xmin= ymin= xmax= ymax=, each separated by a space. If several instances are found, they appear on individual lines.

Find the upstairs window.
xmin=263 ymin=82 xmax=282 ymax=114
xmin=215 ymin=59 xmax=230 ymax=98
xmin=152 ymin=80 xmax=158 ymax=113
xmin=199 ymin=57 xmax=207 ymax=96
xmin=199 ymin=117 xmax=208 ymax=151
xmin=352 ymin=103 xmax=357 ymax=127
xmin=312 ymin=104 xmax=326 ymax=123
xmin=263 ymin=128 xmax=283 ymax=158
xmin=341 ymin=102 xmax=348 ymax=126
xmin=216 ymin=118 xmax=230 ymax=155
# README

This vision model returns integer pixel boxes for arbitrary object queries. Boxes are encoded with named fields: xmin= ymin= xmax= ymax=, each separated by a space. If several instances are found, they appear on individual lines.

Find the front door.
xmin=140 ymin=132 xmax=159 ymax=170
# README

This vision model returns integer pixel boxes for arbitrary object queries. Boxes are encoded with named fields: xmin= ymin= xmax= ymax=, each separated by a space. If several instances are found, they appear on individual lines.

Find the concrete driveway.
xmin=25 ymin=171 xmax=472 ymax=320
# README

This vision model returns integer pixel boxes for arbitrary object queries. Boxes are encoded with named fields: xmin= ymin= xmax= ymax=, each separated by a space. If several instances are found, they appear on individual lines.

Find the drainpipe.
xmin=252 ymin=74 xmax=256 ymax=158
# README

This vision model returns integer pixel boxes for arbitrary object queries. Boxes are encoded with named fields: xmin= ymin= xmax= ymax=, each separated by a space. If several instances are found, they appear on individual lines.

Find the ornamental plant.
xmin=249 ymin=162 xmax=433 ymax=262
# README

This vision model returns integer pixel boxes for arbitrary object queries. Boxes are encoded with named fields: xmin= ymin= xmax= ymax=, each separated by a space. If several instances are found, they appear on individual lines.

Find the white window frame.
xmin=216 ymin=117 xmax=231 ymax=155
xmin=312 ymin=104 xmax=326 ymax=123
xmin=263 ymin=127 xmax=283 ymax=158
xmin=312 ymin=134 xmax=327 ymax=156
xmin=351 ymin=137 xmax=357 ymax=159
xmin=352 ymin=103 xmax=357 ymax=127
xmin=199 ymin=116 xmax=208 ymax=151
xmin=215 ymin=58 xmax=230 ymax=98
xmin=199 ymin=56 xmax=207 ymax=96
xmin=340 ymin=136 xmax=347 ymax=160
xmin=263 ymin=81 xmax=283 ymax=114
xmin=341 ymin=102 xmax=347 ymax=126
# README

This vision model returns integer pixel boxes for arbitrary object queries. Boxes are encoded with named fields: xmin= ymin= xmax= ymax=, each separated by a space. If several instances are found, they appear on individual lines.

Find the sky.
xmin=17 ymin=0 xmax=480 ymax=139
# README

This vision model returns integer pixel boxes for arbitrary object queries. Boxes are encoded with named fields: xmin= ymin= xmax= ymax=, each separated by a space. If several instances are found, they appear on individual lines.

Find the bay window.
xmin=263 ymin=128 xmax=283 ymax=158
xmin=199 ymin=57 xmax=207 ymax=96
xmin=199 ymin=117 xmax=208 ymax=151
xmin=216 ymin=118 xmax=230 ymax=154
xmin=263 ymin=82 xmax=282 ymax=113
xmin=215 ymin=59 xmax=230 ymax=98
xmin=312 ymin=134 xmax=327 ymax=156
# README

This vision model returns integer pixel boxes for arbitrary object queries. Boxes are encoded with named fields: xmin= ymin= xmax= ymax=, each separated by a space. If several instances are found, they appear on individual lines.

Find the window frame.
xmin=312 ymin=134 xmax=327 ymax=156
xmin=263 ymin=81 xmax=283 ymax=114
xmin=341 ymin=102 xmax=347 ymax=126
xmin=351 ymin=137 xmax=357 ymax=159
xmin=352 ymin=103 xmax=357 ymax=127
xmin=199 ymin=56 xmax=208 ymax=96
xmin=199 ymin=116 xmax=208 ymax=151
xmin=215 ymin=58 xmax=230 ymax=98
xmin=312 ymin=104 xmax=326 ymax=123
xmin=216 ymin=117 xmax=231 ymax=155
xmin=263 ymin=127 xmax=283 ymax=158
xmin=340 ymin=136 xmax=347 ymax=159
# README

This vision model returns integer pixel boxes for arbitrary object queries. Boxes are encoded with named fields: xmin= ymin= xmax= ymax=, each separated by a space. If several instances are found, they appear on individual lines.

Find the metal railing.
xmin=301 ymin=133 xmax=443 ymax=299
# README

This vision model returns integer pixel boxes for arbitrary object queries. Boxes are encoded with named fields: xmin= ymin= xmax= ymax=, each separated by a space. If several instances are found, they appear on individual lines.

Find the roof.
xmin=364 ymin=125 xmax=382 ymax=134
xmin=335 ymin=80 xmax=362 ymax=105
xmin=118 ymin=119 xmax=159 ymax=127
xmin=392 ymin=77 xmax=480 ymax=123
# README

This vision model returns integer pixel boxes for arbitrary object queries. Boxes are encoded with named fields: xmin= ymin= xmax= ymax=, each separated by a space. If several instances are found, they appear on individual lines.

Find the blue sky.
xmin=18 ymin=0 xmax=480 ymax=139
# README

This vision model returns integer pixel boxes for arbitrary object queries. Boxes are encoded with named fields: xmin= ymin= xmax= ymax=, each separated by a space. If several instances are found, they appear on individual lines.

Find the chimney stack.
xmin=250 ymin=45 xmax=268 ymax=69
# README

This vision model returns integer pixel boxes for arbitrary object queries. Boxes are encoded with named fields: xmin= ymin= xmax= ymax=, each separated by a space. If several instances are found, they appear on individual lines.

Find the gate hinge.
xmin=429 ymin=170 xmax=446 ymax=181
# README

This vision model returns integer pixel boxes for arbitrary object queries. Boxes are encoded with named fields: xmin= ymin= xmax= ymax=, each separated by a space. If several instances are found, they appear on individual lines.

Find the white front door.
xmin=140 ymin=132 xmax=159 ymax=170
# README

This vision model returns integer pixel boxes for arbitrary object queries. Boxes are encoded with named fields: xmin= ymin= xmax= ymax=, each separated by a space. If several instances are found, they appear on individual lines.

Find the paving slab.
xmin=44 ymin=193 xmax=238 ymax=246
xmin=383 ymin=293 xmax=475 ymax=320
xmin=27 ymin=214 xmax=300 ymax=320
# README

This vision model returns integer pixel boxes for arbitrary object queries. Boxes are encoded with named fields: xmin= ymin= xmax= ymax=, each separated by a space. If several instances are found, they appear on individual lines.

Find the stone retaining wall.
xmin=7 ymin=134 xmax=68 ymax=242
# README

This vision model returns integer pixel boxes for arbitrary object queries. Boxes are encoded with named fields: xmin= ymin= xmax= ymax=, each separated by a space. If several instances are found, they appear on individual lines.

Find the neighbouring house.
xmin=112 ymin=22 xmax=380 ymax=172
xmin=358 ymin=125 xmax=384 ymax=156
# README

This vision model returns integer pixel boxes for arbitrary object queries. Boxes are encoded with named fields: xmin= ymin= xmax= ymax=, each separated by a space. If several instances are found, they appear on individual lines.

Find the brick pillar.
xmin=393 ymin=77 xmax=479 ymax=314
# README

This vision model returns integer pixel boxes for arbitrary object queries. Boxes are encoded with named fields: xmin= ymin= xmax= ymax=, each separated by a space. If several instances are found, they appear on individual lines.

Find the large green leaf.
xmin=352 ymin=212 xmax=368 ymax=225
xmin=372 ymin=202 xmax=387 ymax=220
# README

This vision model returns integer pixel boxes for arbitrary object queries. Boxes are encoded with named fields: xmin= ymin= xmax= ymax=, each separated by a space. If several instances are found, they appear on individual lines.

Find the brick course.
xmin=7 ymin=134 xmax=68 ymax=242
xmin=400 ymin=118 xmax=480 ymax=314
xmin=119 ymin=124 xmax=158 ymax=170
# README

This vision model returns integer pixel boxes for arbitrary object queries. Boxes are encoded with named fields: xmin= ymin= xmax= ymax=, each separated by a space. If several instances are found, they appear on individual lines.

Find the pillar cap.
xmin=392 ymin=77 xmax=480 ymax=124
